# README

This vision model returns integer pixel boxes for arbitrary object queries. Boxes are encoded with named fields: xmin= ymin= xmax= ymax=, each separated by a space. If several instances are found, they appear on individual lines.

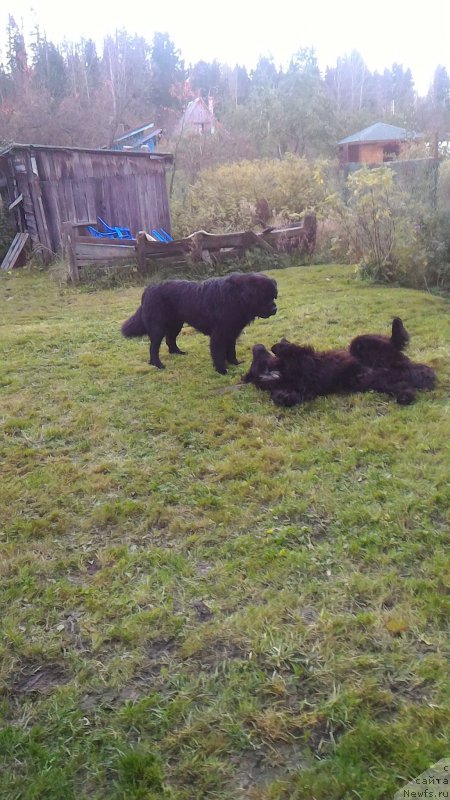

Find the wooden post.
xmin=61 ymin=222 xmax=80 ymax=283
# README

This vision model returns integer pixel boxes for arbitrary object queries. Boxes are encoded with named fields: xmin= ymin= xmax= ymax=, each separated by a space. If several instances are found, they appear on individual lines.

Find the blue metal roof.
xmin=111 ymin=124 xmax=163 ymax=152
xmin=338 ymin=123 xmax=421 ymax=145
xmin=114 ymin=122 xmax=155 ymax=142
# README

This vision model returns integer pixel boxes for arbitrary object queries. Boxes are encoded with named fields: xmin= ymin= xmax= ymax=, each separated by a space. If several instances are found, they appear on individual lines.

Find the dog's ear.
xmin=271 ymin=339 xmax=290 ymax=356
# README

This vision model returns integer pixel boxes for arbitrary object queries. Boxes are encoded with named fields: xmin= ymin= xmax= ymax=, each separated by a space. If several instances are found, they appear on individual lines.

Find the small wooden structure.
xmin=0 ymin=143 xmax=173 ymax=264
xmin=61 ymin=213 xmax=317 ymax=282
xmin=61 ymin=222 xmax=136 ymax=282
xmin=175 ymin=96 xmax=218 ymax=136
xmin=338 ymin=123 xmax=422 ymax=167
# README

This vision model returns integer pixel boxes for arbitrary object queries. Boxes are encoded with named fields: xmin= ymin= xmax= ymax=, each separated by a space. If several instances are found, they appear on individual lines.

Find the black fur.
xmin=243 ymin=319 xmax=436 ymax=407
xmin=121 ymin=273 xmax=278 ymax=374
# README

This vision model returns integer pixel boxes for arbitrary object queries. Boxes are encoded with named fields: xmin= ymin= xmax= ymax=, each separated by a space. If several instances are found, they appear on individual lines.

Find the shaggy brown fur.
xmin=348 ymin=317 xmax=435 ymax=404
xmin=121 ymin=272 xmax=278 ymax=374
xmin=243 ymin=318 xmax=435 ymax=407
xmin=349 ymin=316 xmax=410 ymax=367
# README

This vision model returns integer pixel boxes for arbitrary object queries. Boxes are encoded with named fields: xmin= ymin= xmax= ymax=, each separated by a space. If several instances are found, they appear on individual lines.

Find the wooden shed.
xmin=175 ymin=96 xmax=217 ymax=136
xmin=0 ymin=143 xmax=173 ymax=263
xmin=337 ymin=123 xmax=422 ymax=167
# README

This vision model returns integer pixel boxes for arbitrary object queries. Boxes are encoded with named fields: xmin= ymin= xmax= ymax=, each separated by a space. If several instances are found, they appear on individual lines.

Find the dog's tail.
xmin=121 ymin=306 xmax=147 ymax=337
xmin=391 ymin=317 xmax=410 ymax=350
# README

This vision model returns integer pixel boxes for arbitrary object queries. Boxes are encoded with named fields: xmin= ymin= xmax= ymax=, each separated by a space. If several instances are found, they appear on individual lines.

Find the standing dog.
xmin=121 ymin=272 xmax=278 ymax=374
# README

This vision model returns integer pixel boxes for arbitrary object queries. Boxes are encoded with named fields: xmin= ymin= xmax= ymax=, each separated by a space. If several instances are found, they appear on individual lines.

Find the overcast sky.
xmin=1 ymin=0 xmax=449 ymax=96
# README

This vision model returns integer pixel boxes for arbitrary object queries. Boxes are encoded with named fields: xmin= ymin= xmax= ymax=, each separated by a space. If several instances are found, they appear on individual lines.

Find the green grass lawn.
xmin=0 ymin=264 xmax=449 ymax=800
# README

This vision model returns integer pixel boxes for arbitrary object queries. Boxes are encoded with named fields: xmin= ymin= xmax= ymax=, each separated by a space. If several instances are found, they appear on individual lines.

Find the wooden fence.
xmin=62 ymin=214 xmax=317 ymax=282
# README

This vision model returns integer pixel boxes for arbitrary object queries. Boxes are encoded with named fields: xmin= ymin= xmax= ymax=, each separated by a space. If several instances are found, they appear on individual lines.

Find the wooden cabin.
xmin=176 ymin=96 xmax=217 ymax=135
xmin=338 ymin=123 xmax=422 ymax=167
xmin=0 ymin=143 xmax=173 ymax=263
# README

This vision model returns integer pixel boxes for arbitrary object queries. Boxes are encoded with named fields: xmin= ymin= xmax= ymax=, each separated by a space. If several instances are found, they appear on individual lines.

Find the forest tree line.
xmin=1 ymin=13 xmax=450 ymax=169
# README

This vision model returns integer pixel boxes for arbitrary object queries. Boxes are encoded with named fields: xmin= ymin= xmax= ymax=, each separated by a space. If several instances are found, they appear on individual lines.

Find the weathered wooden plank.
xmin=61 ymin=222 xmax=80 ymax=282
xmin=73 ymin=178 xmax=89 ymax=221
xmin=77 ymin=256 xmax=135 ymax=268
xmin=259 ymin=213 xmax=317 ymax=254
xmin=76 ymin=242 xmax=136 ymax=258
xmin=18 ymin=180 xmax=39 ymax=244
xmin=1 ymin=232 xmax=30 ymax=270
xmin=40 ymin=180 xmax=63 ymax=253
xmin=25 ymin=151 xmax=53 ymax=259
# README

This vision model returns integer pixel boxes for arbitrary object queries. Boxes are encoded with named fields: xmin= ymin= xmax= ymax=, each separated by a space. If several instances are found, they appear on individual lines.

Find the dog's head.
xmin=242 ymin=343 xmax=281 ymax=386
xmin=271 ymin=339 xmax=316 ymax=380
xmin=271 ymin=338 xmax=314 ymax=359
xmin=229 ymin=273 xmax=278 ymax=319
xmin=251 ymin=344 xmax=281 ymax=382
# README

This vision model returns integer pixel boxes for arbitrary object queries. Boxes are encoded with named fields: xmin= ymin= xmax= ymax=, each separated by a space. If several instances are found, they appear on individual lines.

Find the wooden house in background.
xmin=0 ymin=143 xmax=173 ymax=263
xmin=337 ymin=123 xmax=423 ymax=168
xmin=176 ymin=96 xmax=217 ymax=136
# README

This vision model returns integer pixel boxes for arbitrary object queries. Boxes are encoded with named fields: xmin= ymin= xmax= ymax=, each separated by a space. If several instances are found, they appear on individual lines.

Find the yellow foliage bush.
xmin=171 ymin=155 xmax=334 ymax=236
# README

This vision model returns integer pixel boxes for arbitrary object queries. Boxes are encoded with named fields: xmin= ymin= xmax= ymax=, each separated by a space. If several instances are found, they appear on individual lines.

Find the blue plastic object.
xmin=97 ymin=216 xmax=133 ymax=240
xmin=151 ymin=229 xmax=166 ymax=243
xmin=87 ymin=226 xmax=115 ymax=239
xmin=151 ymin=228 xmax=173 ymax=243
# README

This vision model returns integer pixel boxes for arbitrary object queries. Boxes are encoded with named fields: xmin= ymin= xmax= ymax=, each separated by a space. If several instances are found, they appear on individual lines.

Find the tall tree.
xmin=102 ymin=30 xmax=151 ymax=143
xmin=250 ymin=56 xmax=280 ymax=91
xmin=423 ymin=65 xmax=450 ymax=147
xmin=32 ymin=36 xmax=68 ymax=103
xmin=189 ymin=60 xmax=222 ymax=99
xmin=275 ymin=48 xmax=337 ymax=157
xmin=6 ymin=16 xmax=28 ymax=78
xmin=149 ymin=32 xmax=185 ymax=109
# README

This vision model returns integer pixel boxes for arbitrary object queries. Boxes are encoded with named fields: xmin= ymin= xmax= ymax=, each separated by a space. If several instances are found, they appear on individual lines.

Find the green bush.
xmin=0 ymin=199 xmax=16 ymax=263
xmin=171 ymin=155 xmax=333 ymax=236
xmin=337 ymin=167 xmax=399 ymax=280
xmin=170 ymin=155 xmax=450 ymax=291
xmin=334 ymin=165 xmax=450 ymax=291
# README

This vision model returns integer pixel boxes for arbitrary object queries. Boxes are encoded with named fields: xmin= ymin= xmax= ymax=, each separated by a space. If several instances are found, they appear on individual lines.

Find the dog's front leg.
xmin=226 ymin=339 xmax=240 ymax=366
xmin=210 ymin=331 xmax=228 ymax=374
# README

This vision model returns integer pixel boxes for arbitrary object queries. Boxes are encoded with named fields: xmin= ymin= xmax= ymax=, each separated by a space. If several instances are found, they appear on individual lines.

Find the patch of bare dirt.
xmin=13 ymin=663 xmax=70 ymax=695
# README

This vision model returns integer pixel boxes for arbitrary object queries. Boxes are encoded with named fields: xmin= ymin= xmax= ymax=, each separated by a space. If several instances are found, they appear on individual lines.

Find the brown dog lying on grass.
xmin=243 ymin=318 xmax=436 ymax=407
xmin=121 ymin=272 xmax=278 ymax=374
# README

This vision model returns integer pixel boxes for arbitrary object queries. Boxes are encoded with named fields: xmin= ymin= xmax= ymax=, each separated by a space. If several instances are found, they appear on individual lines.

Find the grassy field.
xmin=0 ymin=264 xmax=449 ymax=800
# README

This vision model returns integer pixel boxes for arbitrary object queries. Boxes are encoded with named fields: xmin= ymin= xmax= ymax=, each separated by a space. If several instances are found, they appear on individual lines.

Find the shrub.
xmin=338 ymin=167 xmax=398 ymax=280
xmin=171 ymin=155 xmax=333 ymax=236
xmin=0 ymin=198 xmax=16 ymax=264
xmin=334 ymin=165 xmax=450 ymax=291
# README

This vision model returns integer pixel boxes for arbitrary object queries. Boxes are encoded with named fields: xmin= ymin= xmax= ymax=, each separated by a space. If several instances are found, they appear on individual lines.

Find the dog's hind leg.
xmin=149 ymin=333 xmax=165 ymax=369
xmin=166 ymin=324 xmax=186 ymax=355
xmin=391 ymin=317 xmax=410 ymax=350
xmin=271 ymin=387 xmax=304 ymax=407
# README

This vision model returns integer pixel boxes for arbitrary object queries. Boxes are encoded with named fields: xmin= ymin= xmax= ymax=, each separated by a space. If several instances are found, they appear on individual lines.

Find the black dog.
xmin=244 ymin=319 xmax=435 ymax=406
xmin=244 ymin=339 xmax=363 ymax=407
xmin=349 ymin=317 xmax=435 ymax=404
xmin=121 ymin=273 xmax=278 ymax=374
